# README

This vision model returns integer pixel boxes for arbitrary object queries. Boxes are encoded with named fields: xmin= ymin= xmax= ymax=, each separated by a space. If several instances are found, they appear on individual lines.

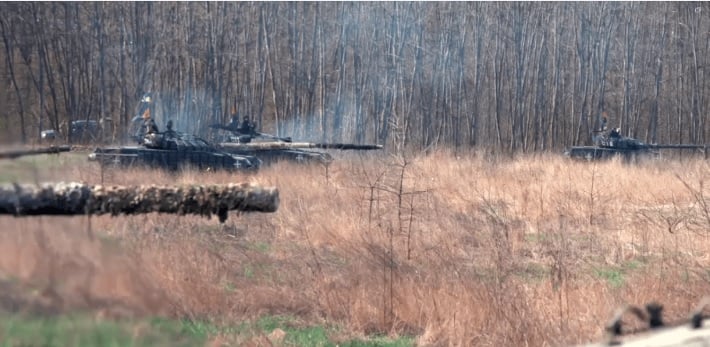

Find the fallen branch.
xmin=0 ymin=182 xmax=279 ymax=222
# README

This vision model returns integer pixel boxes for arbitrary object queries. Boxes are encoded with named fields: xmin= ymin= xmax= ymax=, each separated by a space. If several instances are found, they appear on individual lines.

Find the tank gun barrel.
xmin=646 ymin=144 xmax=707 ymax=150
xmin=0 ymin=145 xmax=72 ymax=160
xmin=219 ymin=142 xmax=383 ymax=151
xmin=308 ymin=143 xmax=383 ymax=150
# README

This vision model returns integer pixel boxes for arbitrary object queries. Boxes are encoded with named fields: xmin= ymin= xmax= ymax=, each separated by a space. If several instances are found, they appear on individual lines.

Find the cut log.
xmin=0 ymin=182 xmax=279 ymax=222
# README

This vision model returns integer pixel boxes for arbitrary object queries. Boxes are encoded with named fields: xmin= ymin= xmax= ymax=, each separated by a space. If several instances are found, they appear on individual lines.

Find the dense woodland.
xmin=1 ymin=2 xmax=709 ymax=152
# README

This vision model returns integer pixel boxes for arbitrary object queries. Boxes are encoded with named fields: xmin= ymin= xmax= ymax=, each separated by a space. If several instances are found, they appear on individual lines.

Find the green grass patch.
xmin=516 ymin=262 xmax=549 ymax=282
xmin=257 ymin=314 xmax=296 ymax=331
xmin=255 ymin=315 xmax=413 ymax=347
xmin=243 ymin=264 xmax=255 ymax=278
xmin=222 ymin=281 xmax=236 ymax=293
xmin=593 ymin=257 xmax=649 ymax=288
xmin=594 ymin=267 xmax=625 ymax=288
xmin=0 ymin=313 xmax=413 ymax=347
xmin=621 ymin=258 xmax=645 ymax=271
xmin=240 ymin=261 xmax=275 ymax=281
xmin=0 ymin=315 xmax=206 ymax=347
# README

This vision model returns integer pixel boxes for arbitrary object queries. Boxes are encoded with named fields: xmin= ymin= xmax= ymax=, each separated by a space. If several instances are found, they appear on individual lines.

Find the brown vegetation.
xmin=0 ymin=152 xmax=709 ymax=346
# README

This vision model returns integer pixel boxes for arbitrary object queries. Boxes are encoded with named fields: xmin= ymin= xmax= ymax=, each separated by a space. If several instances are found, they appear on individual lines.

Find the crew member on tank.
xmin=143 ymin=109 xmax=159 ymax=134
xmin=610 ymin=127 xmax=621 ymax=138
xmin=228 ymin=115 xmax=240 ymax=131
xmin=239 ymin=115 xmax=255 ymax=134
xmin=139 ymin=105 xmax=162 ymax=148
xmin=164 ymin=120 xmax=176 ymax=138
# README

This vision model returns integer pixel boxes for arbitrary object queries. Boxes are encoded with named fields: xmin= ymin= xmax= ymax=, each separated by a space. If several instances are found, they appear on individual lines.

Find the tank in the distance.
xmin=564 ymin=116 xmax=707 ymax=161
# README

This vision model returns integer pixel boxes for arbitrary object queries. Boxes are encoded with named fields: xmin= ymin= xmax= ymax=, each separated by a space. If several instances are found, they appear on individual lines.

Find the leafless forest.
xmin=1 ymin=2 xmax=710 ymax=151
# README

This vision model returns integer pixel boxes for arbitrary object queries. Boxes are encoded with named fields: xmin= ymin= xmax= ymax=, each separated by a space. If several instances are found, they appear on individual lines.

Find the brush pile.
xmin=0 ymin=182 xmax=279 ymax=222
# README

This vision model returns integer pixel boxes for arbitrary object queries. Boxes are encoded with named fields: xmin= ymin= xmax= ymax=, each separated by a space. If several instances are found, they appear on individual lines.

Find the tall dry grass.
xmin=0 ymin=151 xmax=709 ymax=346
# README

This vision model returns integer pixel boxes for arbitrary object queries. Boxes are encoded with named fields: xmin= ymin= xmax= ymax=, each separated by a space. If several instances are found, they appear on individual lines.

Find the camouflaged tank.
xmin=210 ymin=117 xmax=383 ymax=166
xmin=88 ymin=93 xmax=260 ymax=172
xmin=564 ymin=127 xmax=707 ymax=161
xmin=88 ymin=129 xmax=260 ymax=172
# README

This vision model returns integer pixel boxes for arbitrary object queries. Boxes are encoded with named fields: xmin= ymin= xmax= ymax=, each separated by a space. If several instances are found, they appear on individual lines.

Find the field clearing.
xmin=0 ymin=149 xmax=709 ymax=346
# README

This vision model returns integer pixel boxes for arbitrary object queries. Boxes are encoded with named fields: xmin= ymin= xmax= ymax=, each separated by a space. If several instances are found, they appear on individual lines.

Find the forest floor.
xmin=0 ymin=148 xmax=708 ymax=346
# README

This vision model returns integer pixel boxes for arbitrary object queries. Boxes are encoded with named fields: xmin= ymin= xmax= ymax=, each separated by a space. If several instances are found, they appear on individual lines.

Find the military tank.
xmin=564 ymin=125 xmax=707 ymax=161
xmin=210 ymin=116 xmax=383 ymax=166
xmin=88 ymin=130 xmax=260 ymax=172
xmin=88 ymin=94 xmax=260 ymax=172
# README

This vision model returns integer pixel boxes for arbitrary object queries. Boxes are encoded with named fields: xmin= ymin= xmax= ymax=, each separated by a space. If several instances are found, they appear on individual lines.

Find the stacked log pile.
xmin=0 ymin=182 xmax=279 ymax=222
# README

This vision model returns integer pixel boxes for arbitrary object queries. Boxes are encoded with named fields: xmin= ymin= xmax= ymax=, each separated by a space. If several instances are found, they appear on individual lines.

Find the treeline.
xmin=1 ymin=2 xmax=709 ymax=151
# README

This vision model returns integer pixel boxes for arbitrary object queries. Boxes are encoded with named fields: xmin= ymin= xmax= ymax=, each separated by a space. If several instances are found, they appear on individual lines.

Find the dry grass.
xmin=1 ymin=150 xmax=709 ymax=346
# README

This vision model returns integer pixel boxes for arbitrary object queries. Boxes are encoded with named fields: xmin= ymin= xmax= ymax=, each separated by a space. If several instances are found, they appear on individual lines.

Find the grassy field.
xmin=0 ymin=149 xmax=709 ymax=346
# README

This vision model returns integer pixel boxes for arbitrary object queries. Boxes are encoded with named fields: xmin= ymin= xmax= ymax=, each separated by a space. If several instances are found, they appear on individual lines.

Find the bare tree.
xmin=1 ymin=2 xmax=709 ymax=152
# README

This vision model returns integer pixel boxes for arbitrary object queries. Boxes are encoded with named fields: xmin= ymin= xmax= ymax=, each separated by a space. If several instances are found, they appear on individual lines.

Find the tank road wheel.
xmin=112 ymin=155 xmax=122 ymax=167
xmin=218 ymin=207 xmax=228 ymax=223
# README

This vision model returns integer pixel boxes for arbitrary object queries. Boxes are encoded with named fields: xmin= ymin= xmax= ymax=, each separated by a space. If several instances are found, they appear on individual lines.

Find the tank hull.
xmin=219 ymin=147 xmax=333 ymax=166
xmin=89 ymin=146 xmax=260 ymax=172
xmin=564 ymin=146 xmax=658 ymax=161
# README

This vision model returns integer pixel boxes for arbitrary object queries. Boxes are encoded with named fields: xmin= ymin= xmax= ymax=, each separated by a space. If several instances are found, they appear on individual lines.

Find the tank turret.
xmin=209 ymin=118 xmax=383 ymax=166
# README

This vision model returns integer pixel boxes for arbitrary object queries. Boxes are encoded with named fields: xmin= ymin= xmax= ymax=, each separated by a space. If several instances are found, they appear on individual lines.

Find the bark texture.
xmin=0 ymin=182 xmax=279 ymax=222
